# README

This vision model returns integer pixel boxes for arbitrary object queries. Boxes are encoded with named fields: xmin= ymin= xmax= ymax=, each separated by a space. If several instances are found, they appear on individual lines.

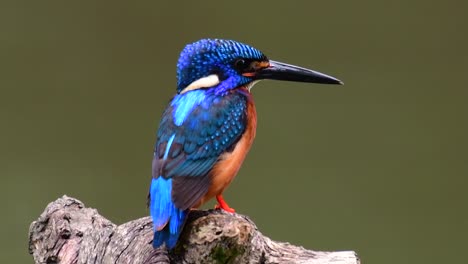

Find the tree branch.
xmin=28 ymin=196 xmax=360 ymax=264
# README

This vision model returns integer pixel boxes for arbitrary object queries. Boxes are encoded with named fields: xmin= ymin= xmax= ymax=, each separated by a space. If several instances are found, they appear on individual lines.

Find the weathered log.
xmin=28 ymin=196 xmax=360 ymax=264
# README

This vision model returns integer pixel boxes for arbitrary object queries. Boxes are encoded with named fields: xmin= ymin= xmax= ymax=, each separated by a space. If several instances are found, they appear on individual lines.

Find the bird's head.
xmin=176 ymin=39 xmax=342 ymax=95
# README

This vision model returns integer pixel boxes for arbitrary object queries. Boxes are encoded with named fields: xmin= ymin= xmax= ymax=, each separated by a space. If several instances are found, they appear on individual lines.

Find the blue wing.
xmin=153 ymin=90 xmax=248 ymax=210
xmin=148 ymin=89 xmax=248 ymax=248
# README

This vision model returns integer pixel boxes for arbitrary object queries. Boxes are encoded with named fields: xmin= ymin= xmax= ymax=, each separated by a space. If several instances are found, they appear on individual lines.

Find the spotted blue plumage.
xmin=149 ymin=38 xmax=262 ymax=249
xmin=177 ymin=39 xmax=267 ymax=94
xmin=156 ymin=91 xmax=247 ymax=180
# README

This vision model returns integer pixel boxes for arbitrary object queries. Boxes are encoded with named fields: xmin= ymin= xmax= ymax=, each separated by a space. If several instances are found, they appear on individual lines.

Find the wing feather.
xmin=151 ymin=91 xmax=248 ymax=209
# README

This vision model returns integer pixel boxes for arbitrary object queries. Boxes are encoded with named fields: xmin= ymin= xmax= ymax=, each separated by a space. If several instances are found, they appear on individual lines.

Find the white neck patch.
xmin=180 ymin=74 xmax=220 ymax=94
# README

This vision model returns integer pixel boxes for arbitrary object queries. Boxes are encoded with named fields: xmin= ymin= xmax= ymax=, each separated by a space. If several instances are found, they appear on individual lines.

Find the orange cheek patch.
xmin=257 ymin=61 xmax=270 ymax=68
xmin=241 ymin=61 xmax=270 ymax=77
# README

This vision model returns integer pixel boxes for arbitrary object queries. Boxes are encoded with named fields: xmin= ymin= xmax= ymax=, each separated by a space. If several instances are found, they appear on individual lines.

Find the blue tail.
xmin=149 ymin=177 xmax=187 ymax=249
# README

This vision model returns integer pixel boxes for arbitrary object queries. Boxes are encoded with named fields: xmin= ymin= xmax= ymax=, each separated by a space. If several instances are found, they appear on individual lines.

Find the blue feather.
xmin=163 ymin=134 xmax=175 ymax=160
xmin=171 ymin=90 xmax=206 ymax=126
xmin=152 ymin=228 xmax=168 ymax=248
xmin=149 ymin=177 xmax=173 ymax=229
xmin=149 ymin=177 xmax=187 ymax=249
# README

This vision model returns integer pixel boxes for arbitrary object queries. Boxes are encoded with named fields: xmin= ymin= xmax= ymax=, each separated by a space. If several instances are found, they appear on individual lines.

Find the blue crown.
xmin=176 ymin=39 xmax=267 ymax=93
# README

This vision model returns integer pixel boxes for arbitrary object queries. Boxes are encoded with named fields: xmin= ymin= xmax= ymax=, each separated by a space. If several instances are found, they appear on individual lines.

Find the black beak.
xmin=255 ymin=60 xmax=343 ymax=85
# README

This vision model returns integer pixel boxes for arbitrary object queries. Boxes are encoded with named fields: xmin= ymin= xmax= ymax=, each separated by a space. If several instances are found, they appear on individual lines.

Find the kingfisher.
xmin=148 ymin=39 xmax=342 ymax=249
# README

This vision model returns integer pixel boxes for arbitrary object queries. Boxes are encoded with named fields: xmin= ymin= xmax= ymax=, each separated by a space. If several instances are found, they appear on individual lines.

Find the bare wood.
xmin=29 ymin=196 xmax=360 ymax=264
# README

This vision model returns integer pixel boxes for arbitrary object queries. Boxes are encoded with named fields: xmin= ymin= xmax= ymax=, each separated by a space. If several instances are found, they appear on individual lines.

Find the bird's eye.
xmin=234 ymin=59 xmax=251 ymax=72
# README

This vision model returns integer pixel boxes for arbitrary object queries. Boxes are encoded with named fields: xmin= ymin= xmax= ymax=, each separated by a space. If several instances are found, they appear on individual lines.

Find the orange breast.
xmin=194 ymin=88 xmax=257 ymax=207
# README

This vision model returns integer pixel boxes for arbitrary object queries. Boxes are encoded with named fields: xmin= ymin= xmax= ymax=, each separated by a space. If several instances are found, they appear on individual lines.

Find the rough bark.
xmin=28 ymin=196 xmax=360 ymax=264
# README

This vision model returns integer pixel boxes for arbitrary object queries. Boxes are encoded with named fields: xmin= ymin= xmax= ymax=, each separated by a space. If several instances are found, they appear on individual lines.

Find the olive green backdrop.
xmin=1 ymin=1 xmax=467 ymax=263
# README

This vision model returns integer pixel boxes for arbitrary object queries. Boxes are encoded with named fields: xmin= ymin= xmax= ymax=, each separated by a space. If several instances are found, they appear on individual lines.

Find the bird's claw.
xmin=214 ymin=203 xmax=236 ymax=213
xmin=215 ymin=194 xmax=236 ymax=213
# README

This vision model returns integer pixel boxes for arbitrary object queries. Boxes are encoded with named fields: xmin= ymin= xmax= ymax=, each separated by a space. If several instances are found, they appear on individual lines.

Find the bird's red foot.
xmin=215 ymin=195 xmax=235 ymax=213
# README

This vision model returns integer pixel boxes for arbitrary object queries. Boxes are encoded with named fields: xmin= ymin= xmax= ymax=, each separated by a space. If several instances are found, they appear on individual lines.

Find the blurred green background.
xmin=1 ymin=1 xmax=467 ymax=263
